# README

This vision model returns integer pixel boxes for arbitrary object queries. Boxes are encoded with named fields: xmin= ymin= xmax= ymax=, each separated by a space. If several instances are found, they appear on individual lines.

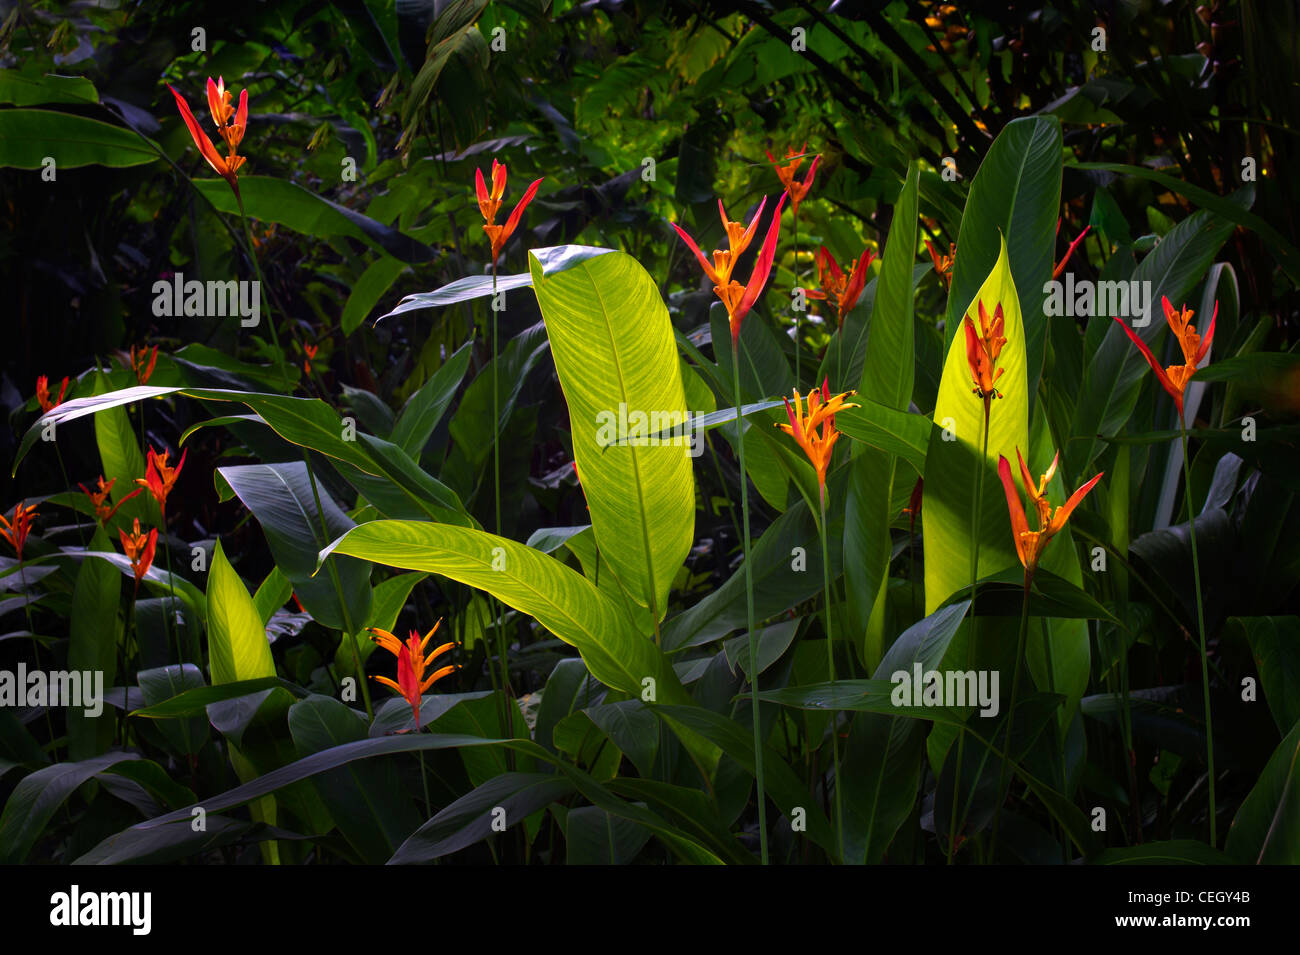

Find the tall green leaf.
xmin=529 ymin=249 xmax=694 ymax=624
xmin=845 ymin=161 xmax=919 ymax=662
xmin=923 ymin=237 xmax=1031 ymax=613
xmin=943 ymin=116 xmax=1062 ymax=399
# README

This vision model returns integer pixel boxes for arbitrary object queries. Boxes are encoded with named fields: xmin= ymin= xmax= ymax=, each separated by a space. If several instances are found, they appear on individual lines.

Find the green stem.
xmin=489 ymin=261 xmax=513 ymax=743
xmin=1181 ymin=422 xmax=1216 ymax=845
xmin=818 ymin=487 xmax=844 ymax=861
xmin=947 ymin=410 xmax=990 ymax=863
xmin=989 ymin=569 xmax=1033 ymax=859
xmin=793 ymin=211 xmax=800 ymax=391
xmin=418 ymin=745 xmax=432 ymax=820
xmin=159 ymin=506 xmax=183 ymax=665
xmin=236 ymin=195 xmax=288 ymax=379
xmin=733 ymin=337 xmax=768 ymax=865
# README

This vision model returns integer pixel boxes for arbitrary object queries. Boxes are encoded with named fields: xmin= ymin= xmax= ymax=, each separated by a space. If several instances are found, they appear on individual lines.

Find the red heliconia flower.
xmin=925 ymin=239 xmax=955 ymax=290
xmin=168 ymin=77 xmax=248 ymax=197
xmin=1112 ymin=297 xmax=1217 ymax=422
xmin=806 ymin=245 xmax=876 ymax=328
xmin=368 ymin=621 xmax=458 ymax=728
xmin=130 ymin=345 xmax=158 ymax=385
xmin=0 ymin=501 xmax=37 ymax=561
xmin=136 ymin=446 xmax=187 ymax=516
xmin=1053 ymin=219 xmax=1091 ymax=280
xmin=303 ymin=343 xmax=318 ymax=375
xmin=672 ymin=193 xmax=787 ymax=343
xmin=36 ymin=375 xmax=69 ymax=413
xmin=79 ymin=475 xmax=142 ymax=527
xmin=475 ymin=159 xmax=543 ymax=266
xmin=119 ymin=517 xmax=158 ymax=588
xmin=963 ymin=299 xmax=1007 ymax=416
xmin=766 ymin=143 xmax=820 ymax=216
xmin=902 ymin=476 xmax=924 ymax=536
xmin=997 ymin=448 xmax=1103 ymax=575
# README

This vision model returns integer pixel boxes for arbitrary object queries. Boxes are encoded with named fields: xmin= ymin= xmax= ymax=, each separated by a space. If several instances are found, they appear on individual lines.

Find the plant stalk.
xmin=1181 ymin=422 xmax=1216 ymax=845
xmin=947 ymin=410 xmax=990 ymax=862
xmin=818 ymin=487 xmax=844 ymax=861
xmin=733 ymin=336 xmax=768 ymax=865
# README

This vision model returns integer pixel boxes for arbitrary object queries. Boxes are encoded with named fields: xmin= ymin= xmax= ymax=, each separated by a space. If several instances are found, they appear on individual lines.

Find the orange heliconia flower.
xmin=119 ymin=517 xmax=158 ymax=587
xmin=36 ymin=375 xmax=68 ymax=413
xmin=368 ymin=622 xmax=458 ymax=728
xmin=303 ymin=343 xmax=318 ymax=375
xmin=806 ymin=245 xmax=876 ymax=328
xmin=766 ymin=143 xmax=820 ymax=216
xmin=475 ymin=159 xmax=543 ymax=266
xmin=136 ymin=446 xmax=187 ymax=516
xmin=964 ymin=299 xmax=1007 ymax=414
xmin=778 ymin=378 xmax=859 ymax=491
xmin=1053 ymin=220 xmax=1090 ymax=281
xmin=168 ymin=77 xmax=248 ymax=197
xmin=79 ymin=475 xmax=142 ymax=527
xmin=672 ymin=193 xmax=787 ymax=342
xmin=0 ymin=502 xmax=37 ymax=561
xmin=1113 ymin=297 xmax=1217 ymax=422
xmin=130 ymin=345 xmax=158 ymax=385
xmin=997 ymin=448 xmax=1103 ymax=575
xmin=925 ymin=239 xmax=955 ymax=290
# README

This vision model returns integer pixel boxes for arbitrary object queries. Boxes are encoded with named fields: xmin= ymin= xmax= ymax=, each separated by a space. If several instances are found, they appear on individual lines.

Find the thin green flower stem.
xmin=491 ymin=260 xmax=501 ymax=537
xmin=158 ymin=506 xmax=184 ymax=665
xmin=989 ymin=569 xmax=1033 ymax=860
xmin=1181 ymin=421 xmax=1216 ymax=845
xmin=793 ymin=212 xmax=800 ymax=391
xmin=732 ymin=335 xmax=768 ymax=865
xmin=303 ymin=451 xmax=373 ymax=721
xmin=947 ymin=408 xmax=990 ymax=863
xmin=489 ymin=259 xmax=513 ymax=743
xmin=236 ymin=196 xmax=288 ymax=380
xmin=418 ymin=746 xmax=432 ymax=820
xmin=818 ymin=486 xmax=844 ymax=862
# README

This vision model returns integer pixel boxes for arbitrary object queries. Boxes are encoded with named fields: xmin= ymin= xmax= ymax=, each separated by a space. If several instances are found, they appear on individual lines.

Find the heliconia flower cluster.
xmin=475 ymin=159 xmax=543 ymax=267
xmin=169 ymin=77 xmax=249 ymax=197
xmin=1113 ymin=296 xmax=1217 ymax=421
xmin=368 ymin=622 xmax=458 ymax=727
xmin=998 ymin=449 xmax=1103 ymax=576
xmin=779 ymin=379 xmax=859 ymax=491
xmin=807 ymin=246 xmax=875 ymax=328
